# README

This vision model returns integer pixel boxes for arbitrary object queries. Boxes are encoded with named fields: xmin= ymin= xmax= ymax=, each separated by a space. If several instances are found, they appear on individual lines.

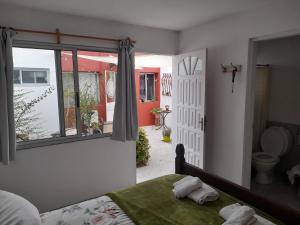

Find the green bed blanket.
xmin=107 ymin=174 xmax=284 ymax=225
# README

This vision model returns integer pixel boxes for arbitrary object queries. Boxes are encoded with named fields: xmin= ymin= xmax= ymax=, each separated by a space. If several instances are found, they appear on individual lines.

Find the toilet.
xmin=252 ymin=126 xmax=292 ymax=184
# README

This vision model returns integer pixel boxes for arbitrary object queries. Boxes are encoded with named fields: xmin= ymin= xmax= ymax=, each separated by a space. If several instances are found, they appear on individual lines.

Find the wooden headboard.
xmin=175 ymin=144 xmax=300 ymax=225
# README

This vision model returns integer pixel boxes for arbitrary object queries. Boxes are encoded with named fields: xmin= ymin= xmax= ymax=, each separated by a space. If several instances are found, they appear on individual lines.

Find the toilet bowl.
xmin=252 ymin=126 xmax=292 ymax=184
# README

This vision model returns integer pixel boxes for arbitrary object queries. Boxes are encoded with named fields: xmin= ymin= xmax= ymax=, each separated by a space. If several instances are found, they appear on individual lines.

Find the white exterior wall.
xmin=160 ymin=63 xmax=173 ymax=128
xmin=13 ymin=48 xmax=60 ymax=137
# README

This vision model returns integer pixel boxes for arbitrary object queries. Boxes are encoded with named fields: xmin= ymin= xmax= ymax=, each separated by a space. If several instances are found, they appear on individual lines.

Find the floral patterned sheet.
xmin=40 ymin=195 xmax=135 ymax=225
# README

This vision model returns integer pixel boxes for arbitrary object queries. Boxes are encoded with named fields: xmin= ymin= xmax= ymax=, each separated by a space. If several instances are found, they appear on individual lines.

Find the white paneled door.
xmin=173 ymin=50 xmax=207 ymax=169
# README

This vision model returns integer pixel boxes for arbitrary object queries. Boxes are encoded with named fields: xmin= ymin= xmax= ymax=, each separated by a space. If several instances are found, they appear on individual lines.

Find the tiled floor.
xmin=251 ymin=174 xmax=300 ymax=211
xmin=136 ymin=126 xmax=175 ymax=183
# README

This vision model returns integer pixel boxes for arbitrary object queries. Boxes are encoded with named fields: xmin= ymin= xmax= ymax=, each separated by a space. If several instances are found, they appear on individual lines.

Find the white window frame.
xmin=140 ymin=73 xmax=156 ymax=102
xmin=13 ymin=40 xmax=118 ymax=150
xmin=14 ymin=68 xmax=50 ymax=86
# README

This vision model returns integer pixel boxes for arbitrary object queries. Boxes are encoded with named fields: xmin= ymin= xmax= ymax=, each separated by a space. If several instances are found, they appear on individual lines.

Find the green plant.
xmin=14 ymin=86 xmax=55 ymax=141
xmin=136 ymin=128 xmax=150 ymax=167
xmin=150 ymin=107 xmax=162 ymax=115
xmin=80 ymin=85 xmax=98 ymax=128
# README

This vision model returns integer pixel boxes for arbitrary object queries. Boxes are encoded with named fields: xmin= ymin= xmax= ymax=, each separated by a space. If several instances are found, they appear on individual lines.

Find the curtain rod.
xmin=256 ymin=64 xmax=270 ymax=67
xmin=1 ymin=26 xmax=136 ymax=44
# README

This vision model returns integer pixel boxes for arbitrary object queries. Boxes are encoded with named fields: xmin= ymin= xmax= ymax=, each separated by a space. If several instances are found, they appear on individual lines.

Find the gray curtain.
xmin=112 ymin=39 xmax=138 ymax=141
xmin=0 ymin=28 xmax=16 ymax=164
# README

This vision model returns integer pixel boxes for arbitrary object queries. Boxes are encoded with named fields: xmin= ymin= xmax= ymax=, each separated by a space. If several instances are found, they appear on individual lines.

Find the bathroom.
xmin=251 ymin=35 xmax=300 ymax=210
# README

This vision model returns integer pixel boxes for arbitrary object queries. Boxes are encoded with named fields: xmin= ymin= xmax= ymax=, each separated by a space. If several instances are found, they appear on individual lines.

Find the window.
xmin=13 ymin=68 xmax=49 ymax=85
xmin=79 ymin=72 xmax=100 ymax=104
xmin=12 ymin=45 xmax=118 ymax=147
xmin=140 ymin=73 xmax=156 ymax=102
xmin=13 ymin=48 xmax=60 ymax=142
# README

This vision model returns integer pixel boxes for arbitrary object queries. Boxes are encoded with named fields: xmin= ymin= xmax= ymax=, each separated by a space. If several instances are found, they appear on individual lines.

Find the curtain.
xmin=0 ymin=28 xmax=16 ymax=164
xmin=112 ymin=39 xmax=138 ymax=141
xmin=252 ymin=66 xmax=271 ymax=152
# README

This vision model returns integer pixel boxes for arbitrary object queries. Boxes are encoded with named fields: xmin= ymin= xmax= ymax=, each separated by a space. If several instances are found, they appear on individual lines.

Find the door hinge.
xmin=204 ymin=116 xmax=207 ymax=132
xmin=200 ymin=116 xmax=207 ymax=132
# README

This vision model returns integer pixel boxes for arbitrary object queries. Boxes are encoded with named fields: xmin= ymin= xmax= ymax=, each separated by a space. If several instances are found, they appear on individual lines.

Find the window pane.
xmin=140 ymin=74 xmax=146 ymax=102
xmin=35 ymin=71 xmax=48 ymax=83
xmin=77 ymin=50 xmax=118 ymax=135
xmin=105 ymin=71 xmax=116 ymax=122
xmin=12 ymin=47 xmax=60 ymax=141
xmin=13 ymin=70 xmax=21 ymax=84
xmin=61 ymin=51 xmax=77 ymax=136
xmin=22 ymin=71 xmax=35 ymax=83
xmin=147 ymin=74 xmax=155 ymax=101
xmin=79 ymin=72 xmax=100 ymax=104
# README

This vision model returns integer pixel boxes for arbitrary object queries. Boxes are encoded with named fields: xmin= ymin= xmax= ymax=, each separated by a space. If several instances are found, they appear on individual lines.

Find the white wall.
xmin=0 ymin=138 xmax=136 ymax=213
xmin=0 ymin=4 xmax=178 ymax=55
xmin=256 ymin=36 xmax=300 ymax=125
xmin=179 ymin=0 xmax=300 ymax=187
xmin=0 ymin=3 xmax=178 ymax=212
xmin=160 ymin=64 xmax=173 ymax=127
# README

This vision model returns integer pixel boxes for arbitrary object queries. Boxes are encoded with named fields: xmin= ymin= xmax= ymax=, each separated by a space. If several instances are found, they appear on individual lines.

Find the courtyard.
xmin=136 ymin=126 xmax=175 ymax=183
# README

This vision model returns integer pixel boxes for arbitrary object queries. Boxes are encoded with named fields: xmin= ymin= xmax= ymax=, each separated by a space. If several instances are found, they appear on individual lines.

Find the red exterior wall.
xmin=61 ymin=51 xmax=118 ymax=125
xmin=61 ymin=51 xmax=160 ymax=128
xmin=136 ymin=67 xmax=160 ymax=127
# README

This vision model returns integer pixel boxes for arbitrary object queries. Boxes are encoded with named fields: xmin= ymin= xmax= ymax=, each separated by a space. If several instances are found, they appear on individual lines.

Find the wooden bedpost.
xmin=175 ymin=144 xmax=186 ymax=174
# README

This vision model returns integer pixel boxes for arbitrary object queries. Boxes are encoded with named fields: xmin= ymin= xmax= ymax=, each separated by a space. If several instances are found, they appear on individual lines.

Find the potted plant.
xmin=150 ymin=107 xmax=162 ymax=126
xmin=91 ymin=122 xmax=102 ymax=134
xmin=162 ymin=128 xmax=172 ymax=143
xmin=136 ymin=128 xmax=150 ymax=167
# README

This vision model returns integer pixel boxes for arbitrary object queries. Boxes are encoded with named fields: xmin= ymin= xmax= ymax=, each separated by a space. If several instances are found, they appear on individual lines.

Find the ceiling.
xmin=0 ymin=0 xmax=274 ymax=31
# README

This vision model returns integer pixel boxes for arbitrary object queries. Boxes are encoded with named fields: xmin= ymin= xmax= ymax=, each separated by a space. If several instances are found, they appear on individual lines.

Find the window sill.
xmin=16 ymin=133 xmax=112 ymax=151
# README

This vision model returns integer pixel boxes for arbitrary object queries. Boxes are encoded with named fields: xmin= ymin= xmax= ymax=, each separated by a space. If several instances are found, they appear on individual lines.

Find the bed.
xmin=39 ymin=144 xmax=300 ymax=225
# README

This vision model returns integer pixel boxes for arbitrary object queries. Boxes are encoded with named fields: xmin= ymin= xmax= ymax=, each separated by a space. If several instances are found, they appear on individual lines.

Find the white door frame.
xmin=242 ymin=28 xmax=300 ymax=188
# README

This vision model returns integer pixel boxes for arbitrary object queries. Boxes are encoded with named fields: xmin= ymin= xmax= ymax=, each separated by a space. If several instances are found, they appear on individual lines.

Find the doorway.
xmin=135 ymin=53 xmax=174 ymax=183
xmin=244 ymin=34 xmax=300 ymax=210
xmin=136 ymin=50 xmax=207 ymax=183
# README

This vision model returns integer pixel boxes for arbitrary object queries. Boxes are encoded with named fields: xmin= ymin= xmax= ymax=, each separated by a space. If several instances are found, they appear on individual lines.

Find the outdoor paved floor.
xmin=136 ymin=126 xmax=175 ymax=183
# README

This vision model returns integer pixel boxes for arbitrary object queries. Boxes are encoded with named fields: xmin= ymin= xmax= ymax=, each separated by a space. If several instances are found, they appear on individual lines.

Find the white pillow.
xmin=0 ymin=190 xmax=41 ymax=225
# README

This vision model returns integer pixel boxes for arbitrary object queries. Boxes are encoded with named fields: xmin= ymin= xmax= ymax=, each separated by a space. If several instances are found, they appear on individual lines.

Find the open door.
xmin=172 ymin=49 xmax=207 ymax=169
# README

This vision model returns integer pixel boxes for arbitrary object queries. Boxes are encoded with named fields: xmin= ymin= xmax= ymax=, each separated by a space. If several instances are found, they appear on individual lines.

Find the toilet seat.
xmin=252 ymin=152 xmax=279 ymax=164
xmin=260 ymin=126 xmax=291 ymax=157
xmin=252 ymin=126 xmax=292 ymax=184
xmin=253 ymin=127 xmax=291 ymax=164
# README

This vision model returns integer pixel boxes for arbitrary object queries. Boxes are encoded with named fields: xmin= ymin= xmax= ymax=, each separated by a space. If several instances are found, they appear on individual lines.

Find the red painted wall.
xmin=61 ymin=51 xmax=160 ymax=128
xmin=61 ymin=51 xmax=117 ymax=126
xmin=135 ymin=67 xmax=160 ymax=127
